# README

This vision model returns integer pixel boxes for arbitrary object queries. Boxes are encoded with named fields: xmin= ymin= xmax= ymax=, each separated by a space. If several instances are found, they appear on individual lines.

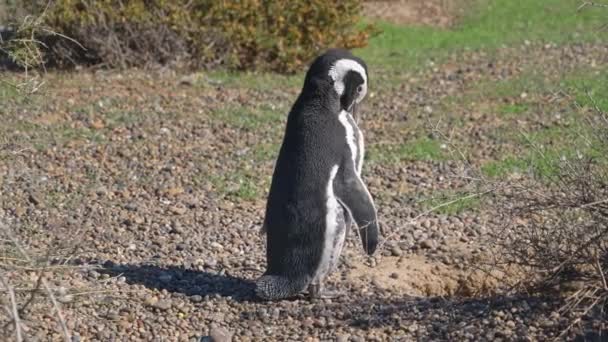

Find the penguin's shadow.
xmin=99 ymin=261 xmax=256 ymax=302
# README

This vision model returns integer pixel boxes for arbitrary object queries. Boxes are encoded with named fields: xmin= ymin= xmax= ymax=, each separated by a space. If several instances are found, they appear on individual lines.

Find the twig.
xmin=0 ymin=276 xmax=23 ymax=342
xmin=578 ymin=1 xmax=608 ymax=11
xmin=378 ymin=188 xmax=498 ymax=252
xmin=556 ymin=293 xmax=603 ymax=341
xmin=597 ymin=256 xmax=608 ymax=291
xmin=41 ymin=28 xmax=87 ymax=51
xmin=1 ymin=222 xmax=71 ymax=342
xmin=580 ymin=198 xmax=608 ymax=209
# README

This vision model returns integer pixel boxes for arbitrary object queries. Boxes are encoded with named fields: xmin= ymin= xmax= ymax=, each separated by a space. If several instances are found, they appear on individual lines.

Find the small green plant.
xmin=210 ymin=172 xmax=261 ymax=201
xmin=481 ymin=156 xmax=528 ymax=178
xmin=499 ymin=103 xmax=528 ymax=116
xmin=211 ymin=105 xmax=285 ymax=130
xmin=368 ymin=136 xmax=445 ymax=164
xmin=253 ymin=142 xmax=280 ymax=163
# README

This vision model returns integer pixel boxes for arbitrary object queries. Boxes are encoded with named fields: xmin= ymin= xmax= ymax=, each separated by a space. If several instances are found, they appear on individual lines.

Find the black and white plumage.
xmin=256 ymin=49 xmax=380 ymax=300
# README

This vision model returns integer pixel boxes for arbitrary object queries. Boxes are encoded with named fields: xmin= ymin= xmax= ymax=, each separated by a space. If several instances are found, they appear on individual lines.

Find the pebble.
xmin=170 ymin=206 xmax=187 ymax=215
xmin=390 ymin=246 xmax=403 ymax=256
xmin=419 ymin=239 xmax=436 ymax=249
xmin=190 ymin=295 xmax=203 ymax=303
xmin=153 ymin=300 xmax=172 ymax=311
xmin=336 ymin=333 xmax=350 ymax=342
xmin=209 ymin=326 xmax=233 ymax=342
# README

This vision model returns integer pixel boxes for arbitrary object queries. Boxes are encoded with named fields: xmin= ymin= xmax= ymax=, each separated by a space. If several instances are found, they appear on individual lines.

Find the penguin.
xmin=256 ymin=49 xmax=380 ymax=300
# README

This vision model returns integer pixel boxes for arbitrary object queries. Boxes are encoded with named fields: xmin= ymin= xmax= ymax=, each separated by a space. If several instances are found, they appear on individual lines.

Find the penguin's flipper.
xmin=335 ymin=164 xmax=379 ymax=255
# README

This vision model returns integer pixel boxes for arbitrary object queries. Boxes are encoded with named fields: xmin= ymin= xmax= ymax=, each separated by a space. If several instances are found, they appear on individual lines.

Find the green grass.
xmin=211 ymin=104 xmax=286 ymax=130
xmin=562 ymin=70 xmax=608 ymax=112
xmin=481 ymin=156 xmax=528 ymax=178
xmin=252 ymin=142 xmax=280 ymax=162
xmin=437 ymin=63 xmax=607 ymax=180
xmin=482 ymin=151 xmax=567 ymax=179
xmin=368 ymin=136 xmax=445 ymax=164
xmin=0 ymin=80 xmax=41 ymax=108
xmin=209 ymin=171 xmax=261 ymax=201
xmin=499 ymin=103 xmax=529 ymax=116
xmin=0 ymin=81 xmax=19 ymax=102
xmin=483 ymin=119 xmax=606 ymax=179
xmin=484 ymin=68 xmax=606 ymax=102
xmin=357 ymin=0 xmax=604 ymax=70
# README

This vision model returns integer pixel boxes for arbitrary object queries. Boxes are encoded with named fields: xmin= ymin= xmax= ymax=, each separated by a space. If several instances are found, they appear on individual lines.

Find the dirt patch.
xmin=348 ymin=253 xmax=505 ymax=297
xmin=363 ymin=0 xmax=469 ymax=28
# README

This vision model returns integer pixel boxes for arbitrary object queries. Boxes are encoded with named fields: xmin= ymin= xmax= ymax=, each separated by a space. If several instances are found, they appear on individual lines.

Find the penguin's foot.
xmin=307 ymin=283 xmax=344 ymax=300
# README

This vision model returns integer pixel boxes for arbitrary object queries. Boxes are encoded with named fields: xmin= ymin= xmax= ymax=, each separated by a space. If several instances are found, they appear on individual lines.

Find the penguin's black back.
xmin=263 ymin=62 xmax=346 ymax=280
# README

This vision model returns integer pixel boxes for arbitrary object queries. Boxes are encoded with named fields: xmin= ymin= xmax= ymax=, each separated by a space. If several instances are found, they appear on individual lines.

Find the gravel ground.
xmin=1 ymin=41 xmax=607 ymax=341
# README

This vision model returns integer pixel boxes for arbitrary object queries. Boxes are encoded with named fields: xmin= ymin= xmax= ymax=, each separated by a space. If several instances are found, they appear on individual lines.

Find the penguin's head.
xmin=304 ymin=49 xmax=368 ymax=115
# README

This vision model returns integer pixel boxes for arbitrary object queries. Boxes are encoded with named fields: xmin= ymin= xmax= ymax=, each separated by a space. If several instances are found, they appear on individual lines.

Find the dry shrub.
xmin=487 ymin=98 xmax=608 ymax=336
xmin=11 ymin=0 xmax=373 ymax=72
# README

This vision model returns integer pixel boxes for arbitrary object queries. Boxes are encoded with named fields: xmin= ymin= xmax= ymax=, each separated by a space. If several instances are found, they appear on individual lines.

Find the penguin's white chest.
xmin=312 ymin=165 xmax=347 ymax=284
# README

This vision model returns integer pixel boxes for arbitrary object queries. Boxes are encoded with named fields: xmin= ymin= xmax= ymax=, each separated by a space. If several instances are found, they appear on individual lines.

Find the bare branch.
xmin=0 ymin=276 xmax=23 ymax=342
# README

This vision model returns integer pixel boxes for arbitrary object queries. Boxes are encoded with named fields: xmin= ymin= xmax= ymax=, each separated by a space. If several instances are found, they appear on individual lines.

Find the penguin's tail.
xmin=255 ymin=275 xmax=309 ymax=300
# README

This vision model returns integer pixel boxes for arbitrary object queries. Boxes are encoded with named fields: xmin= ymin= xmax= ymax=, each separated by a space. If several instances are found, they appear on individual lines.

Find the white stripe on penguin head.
xmin=328 ymin=59 xmax=368 ymax=99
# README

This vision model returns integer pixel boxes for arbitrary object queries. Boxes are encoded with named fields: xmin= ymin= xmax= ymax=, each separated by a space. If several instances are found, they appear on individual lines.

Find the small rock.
xmin=28 ymin=192 xmax=42 ymax=206
xmin=144 ymin=297 xmax=158 ymax=306
xmin=14 ymin=206 xmax=26 ymax=217
xmin=124 ymin=203 xmax=138 ymax=211
xmin=170 ymin=206 xmax=187 ymax=215
xmin=389 ymin=273 xmax=399 ymax=279
xmin=152 ymin=299 xmax=172 ymax=311
xmin=422 ymin=220 xmax=432 ymax=229
xmin=419 ymin=239 xmax=436 ymax=249
xmin=58 ymin=295 xmax=74 ymax=303
xmin=336 ymin=333 xmax=350 ymax=342
xmin=302 ymin=317 xmax=314 ymax=328
xmin=179 ymin=74 xmax=198 ymax=86
xmin=210 ymin=242 xmax=224 ymax=250
xmin=166 ymin=187 xmax=185 ymax=197
xmin=390 ymin=246 xmax=402 ymax=257
xmin=190 ymin=295 xmax=203 ymax=303
xmin=209 ymin=325 xmax=233 ymax=342
xmin=90 ymin=119 xmax=105 ymax=129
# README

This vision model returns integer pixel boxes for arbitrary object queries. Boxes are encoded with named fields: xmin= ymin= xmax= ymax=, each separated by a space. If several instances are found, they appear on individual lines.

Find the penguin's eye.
xmin=357 ymin=85 xmax=364 ymax=93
